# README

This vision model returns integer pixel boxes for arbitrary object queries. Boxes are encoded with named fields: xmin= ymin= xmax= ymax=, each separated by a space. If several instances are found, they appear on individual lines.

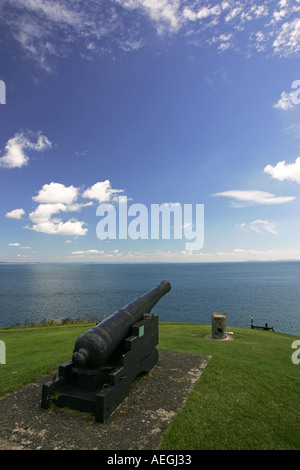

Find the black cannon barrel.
xmin=72 ymin=280 xmax=171 ymax=368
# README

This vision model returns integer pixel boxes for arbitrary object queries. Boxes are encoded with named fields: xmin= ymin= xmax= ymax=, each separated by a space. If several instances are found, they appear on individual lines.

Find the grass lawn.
xmin=0 ymin=322 xmax=95 ymax=397
xmin=0 ymin=321 xmax=299 ymax=450
xmin=158 ymin=323 xmax=300 ymax=450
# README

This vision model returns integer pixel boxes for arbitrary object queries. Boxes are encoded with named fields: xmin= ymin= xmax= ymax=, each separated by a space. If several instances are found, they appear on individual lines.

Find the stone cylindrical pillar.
xmin=211 ymin=313 xmax=227 ymax=340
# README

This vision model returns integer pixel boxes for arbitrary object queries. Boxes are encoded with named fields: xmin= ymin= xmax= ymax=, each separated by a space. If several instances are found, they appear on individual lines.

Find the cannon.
xmin=41 ymin=281 xmax=171 ymax=422
xmin=72 ymin=280 xmax=171 ymax=368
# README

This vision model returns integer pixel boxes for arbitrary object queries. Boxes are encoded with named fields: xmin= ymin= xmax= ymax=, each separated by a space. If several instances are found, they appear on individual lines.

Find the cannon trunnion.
xmin=41 ymin=281 xmax=171 ymax=422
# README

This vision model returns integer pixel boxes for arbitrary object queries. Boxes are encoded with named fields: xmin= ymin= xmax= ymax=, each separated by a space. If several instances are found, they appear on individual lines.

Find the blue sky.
xmin=0 ymin=0 xmax=300 ymax=263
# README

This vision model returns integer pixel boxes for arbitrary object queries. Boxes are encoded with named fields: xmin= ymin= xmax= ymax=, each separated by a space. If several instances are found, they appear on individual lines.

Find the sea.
xmin=0 ymin=261 xmax=299 ymax=336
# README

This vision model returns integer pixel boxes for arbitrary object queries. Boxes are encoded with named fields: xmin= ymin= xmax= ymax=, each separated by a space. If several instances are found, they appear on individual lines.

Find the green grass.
xmin=158 ymin=323 xmax=300 ymax=450
xmin=0 ymin=322 xmax=299 ymax=450
xmin=0 ymin=323 xmax=95 ymax=396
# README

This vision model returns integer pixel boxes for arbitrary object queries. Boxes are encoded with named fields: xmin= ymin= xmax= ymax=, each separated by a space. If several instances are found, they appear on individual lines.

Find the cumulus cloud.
xmin=5 ymin=208 xmax=25 ymax=219
xmin=82 ymin=180 xmax=124 ymax=203
xmin=32 ymin=182 xmax=79 ymax=205
xmin=273 ymin=91 xmax=295 ymax=110
xmin=212 ymin=189 xmax=295 ymax=205
xmin=0 ymin=131 xmax=51 ymax=169
xmin=29 ymin=203 xmax=68 ymax=224
xmin=28 ymin=183 xmax=85 ymax=236
xmin=30 ymin=219 xmax=88 ymax=236
xmin=264 ymin=157 xmax=300 ymax=184
xmin=22 ymin=180 xmax=123 ymax=236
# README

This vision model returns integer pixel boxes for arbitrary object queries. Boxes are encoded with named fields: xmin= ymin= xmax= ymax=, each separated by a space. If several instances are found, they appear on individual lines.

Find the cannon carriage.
xmin=41 ymin=281 xmax=171 ymax=422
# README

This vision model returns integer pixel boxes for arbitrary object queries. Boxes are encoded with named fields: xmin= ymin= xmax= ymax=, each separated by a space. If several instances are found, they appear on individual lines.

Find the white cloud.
xmin=21 ymin=0 xmax=82 ymax=27
xmin=66 ymin=202 xmax=94 ymax=211
xmin=183 ymin=5 xmax=221 ymax=21
xmin=212 ymin=189 xmax=295 ymax=205
xmin=225 ymin=5 xmax=243 ymax=23
xmin=5 ymin=208 xmax=25 ymax=219
xmin=251 ymin=5 xmax=268 ymax=19
xmin=8 ymin=243 xmax=32 ymax=250
xmin=236 ymin=222 xmax=247 ymax=231
xmin=182 ymin=7 xmax=197 ymax=21
xmin=72 ymin=249 xmax=105 ymax=255
xmin=24 ymin=180 xmax=123 ymax=236
xmin=117 ymin=0 xmax=181 ymax=32
xmin=0 ymin=131 xmax=51 ymax=169
xmin=33 ymin=182 xmax=79 ymax=204
xmin=82 ymin=180 xmax=124 ymax=203
xmin=68 ymin=247 xmax=300 ymax=263
xmin=237 ymin=219 xmax=278 ymax=235
xmin=27 ymin=182 xmax=88 ymax=236
xmin=29 ymin=203 xmax=68 ymax=224
xmin=1 ymin=0 xmax=145 ymax=70
xmin=264 ymin=157 xmax=300 ymax=183
xmin=256 ymin=31 xmax=264 ymax=42
xmin=272 ymin=6 xmax=288 ymax=23
xmin=28 ymin=182 xmax=95 ymax=235
xmin=218 ymin=32 xmax=233 ymax=50
xmin=30 ymin=219 xmax=87 ymax=236
xmin=17 ymin=253 xmax=27 ymax=259
xmin=1 ymin=1 xmax=85 ymax=71
xmin=117 ymin=1 xmax=300 ymax=56
xmin=1 ymin=0 xmax=300 ymax=69
xmin=273 ymin=90 xmax=295 ymax=110
xmin=219 ymin=33 xmax=232 ymax=42
xmin=250 ymin=220 xmax=278 ymax=234
xmin=273 ymin=18 xmax=300 ymax=56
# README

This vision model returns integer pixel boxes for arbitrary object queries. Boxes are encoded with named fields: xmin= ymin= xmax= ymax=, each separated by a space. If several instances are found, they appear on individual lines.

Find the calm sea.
xmin=0 ymin=262 xmax=299 ymax=336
